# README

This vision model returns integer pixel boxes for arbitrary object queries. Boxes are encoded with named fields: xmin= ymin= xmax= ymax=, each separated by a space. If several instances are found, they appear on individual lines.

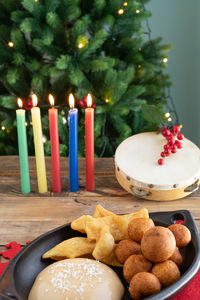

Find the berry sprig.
xmin=158 ymin=125 xmax=184 ymax=165
xmin=78 ymin=97 xmax=96 ymax=108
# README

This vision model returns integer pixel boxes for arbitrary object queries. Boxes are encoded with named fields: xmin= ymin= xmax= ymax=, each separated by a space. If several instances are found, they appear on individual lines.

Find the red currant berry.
xmin=164 ymin=144 xmax=170 ymax=151
xmin=161 ymin=151 xmax=166 ymax=157
xmin=167 ymin=135 xmax=175 ymax=145
xmin=164 ymin=149 xmax=171 ymax=156
xmin=177 ymin=133 xmax=184 ymax=140
xmin=171 ymin=125 xmax=181 ymax=136
xmin=158 ymin=159 xmax=164 ymax=165
xmin=78 ymin=100 xmax=85 ymax=108
xmin=162 ymin=128 xmax=171 ymax=137
xmin=171 ymin=144 xmax=177 ymax=153
xmin=175 ymin=140 xmax=182 ymax=149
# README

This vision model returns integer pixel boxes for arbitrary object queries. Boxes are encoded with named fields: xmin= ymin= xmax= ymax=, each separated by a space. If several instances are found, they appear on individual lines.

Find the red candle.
xmin=85 ymin=94 xmax=95 ymax=191
xmin=48 ymin=94 xmax=61 ymax=193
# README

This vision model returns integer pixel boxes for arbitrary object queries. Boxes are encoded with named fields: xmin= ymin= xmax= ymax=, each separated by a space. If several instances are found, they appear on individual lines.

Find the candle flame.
xmin=17 ymin=98 xmax=23 ymax=108
xmin=49 ymin=94 xmax=55 ymax=106
xmin=32 ymin=94 xmax=38 ymax=107
xmin=87 ymin=94 xmax=92 ymax=108
xmin=69 ymin=93 xmax=75 ymax=109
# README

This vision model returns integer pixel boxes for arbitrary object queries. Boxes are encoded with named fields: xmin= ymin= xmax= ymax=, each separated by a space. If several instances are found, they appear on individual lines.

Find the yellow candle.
xmin=31 ymin=94 xmax=48 ymax=193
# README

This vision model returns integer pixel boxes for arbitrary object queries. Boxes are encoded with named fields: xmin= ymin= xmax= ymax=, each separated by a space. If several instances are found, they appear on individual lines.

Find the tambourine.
xmin=115 ymin=132 xmax=200 ymax=201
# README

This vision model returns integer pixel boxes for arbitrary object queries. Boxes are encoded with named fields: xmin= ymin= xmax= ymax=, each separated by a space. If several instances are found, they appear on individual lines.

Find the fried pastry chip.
xmin=93 ymin=205 xmax=115 ymax=218
xmin=71 ymin=207 xmax=149 ymax=241
xmin=99 ymin=247 xmax=123 ymax=267
xmin=42 ymin=237 xmax=95 ymax=260
xmin=92 ymin=225 xmax=115 ymax=260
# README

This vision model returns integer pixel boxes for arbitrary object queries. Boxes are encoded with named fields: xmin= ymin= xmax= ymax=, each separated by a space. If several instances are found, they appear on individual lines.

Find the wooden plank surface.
xmin=0 ymin=156 xmax=200 ymax=245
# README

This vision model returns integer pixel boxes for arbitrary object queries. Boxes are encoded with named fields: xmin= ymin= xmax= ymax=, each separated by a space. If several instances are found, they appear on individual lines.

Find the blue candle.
xmin=68 ymin=94 xmax=79 ymax=192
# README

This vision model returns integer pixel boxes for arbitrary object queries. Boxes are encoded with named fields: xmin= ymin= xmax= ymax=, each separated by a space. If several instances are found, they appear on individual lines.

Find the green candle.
xmin=16 ymin=98 xmax=30 ymax=193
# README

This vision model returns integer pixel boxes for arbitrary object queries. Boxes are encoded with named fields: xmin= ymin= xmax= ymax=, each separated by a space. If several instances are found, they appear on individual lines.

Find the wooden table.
xmin=0 ymin=156 xmax=200 ymax=252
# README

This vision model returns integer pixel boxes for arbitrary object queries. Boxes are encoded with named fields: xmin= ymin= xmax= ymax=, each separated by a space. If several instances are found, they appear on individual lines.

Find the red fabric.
xmin=0 ymin=241 xmax=22 ymax=276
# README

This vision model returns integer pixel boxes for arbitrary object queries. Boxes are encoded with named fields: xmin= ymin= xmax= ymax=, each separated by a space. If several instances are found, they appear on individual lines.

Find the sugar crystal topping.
xmin=45 ymin=259 xmax=107 ymax=298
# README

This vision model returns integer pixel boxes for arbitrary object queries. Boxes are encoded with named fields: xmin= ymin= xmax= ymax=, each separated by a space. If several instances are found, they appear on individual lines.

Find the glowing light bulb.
xmin=1 ymin=126 xmax=5 ymax=131
xmin=8 ymin=42 xmax=14 ymax=47
xmin=25 ymin=122 xmax=28 ymax=126
xmin=136 ymin=9 xmax=140 ymax=14
xmin=118 ymin=9 xmax=124 ymax=15
xmin=163 ymin=57 xmax=168 ymax=63
xmin=105 ymin=99 xmax=109 ymax=103
xmin=138 ymin=65 xmax=141 ymax=68
xmin=62 ymin=117 xmax=67 ymax=124
xmin=78 ymin=43 xmax=84 ymax=49
xmin=138 ymin=48 xmax=142 ymax=51
xmin=165 ymin=112 xmax=170 ymax=118
xmin=123 ymin=2 xmax=128 ymax=6
xmin=168 ymin=117 xmax=172 ymax=122
xmin=179 ymin=124 xmax=183 ymax=129
xmin=42 ymin=135 xmax=47 ymax=143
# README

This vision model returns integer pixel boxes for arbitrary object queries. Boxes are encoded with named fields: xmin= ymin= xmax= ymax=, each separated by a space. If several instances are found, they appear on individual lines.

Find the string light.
xmin=78 ymin=43 xmax=84 ymax=49
xmin=123 ymin=2 xmax=128 ymax=6
xmin=168 ymin=117 xmax=172 ymax=122
xmin=165 ymin=112 xmax=170 ymax=118
xmin=136 ymin=9 xmax=140 ymax=14
xmin=163 ymin=57 xmax=168 ymax=63
xmin=8 ymin=42 xmax=14 ymax=47
xmin=61 ymin=110 xmax=65 ymax=116
xmin=179 ymin=124 xmax=183 ymax=129
xmin=25 ymin=122 xmax=28 ymax=126
xmin=77 ymin=36 xmax=88 ymax=49
xmin=138 ymin=65 xmax=141 ymax=68
xmin=105 ymin=99 xmax=109 ymax=103
xmin=138 ymin=48 xmax=142 ymax=51
xmin=42 ymin=135 xmax=47 ymax=143
xmin=118 ymin=9 xmax=124 ymax=15
xmin=62 ymin=117 xmax=67 ymax=124
xmin=35 ymin=0 xmax=39 ymax=2
xmin=1 ymin=126 xmax=5 ymax=131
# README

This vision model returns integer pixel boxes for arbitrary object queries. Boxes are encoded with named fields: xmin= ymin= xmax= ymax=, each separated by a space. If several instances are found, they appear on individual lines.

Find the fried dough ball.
xmin=129 ymin=272 xmax=161 ymax=300
xmin=151 ymin=260 xmax=180 ymax=287
xmin=115 ymin=239 xmax=141 ymax=264
xmin=141 ymin=226 xmax=176 ymax=263
xmin=123 ymin=254 xmax=152 ymax=283
xmin=128 ymin=218 xmax=155 ymax=242
xmin=168 ymin=224 xmax=191 ymax=248
xmin=169 ymin=247 xmax=183 ymax=267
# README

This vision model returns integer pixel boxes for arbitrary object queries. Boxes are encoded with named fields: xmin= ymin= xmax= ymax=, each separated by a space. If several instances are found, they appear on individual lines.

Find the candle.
xmin=31 ymin=94 xmax=48 ymax=193
xmin=68 ymin=94 xmax=79 ymax=192
xmin=16 ymin=98 xmax=31 ymax=194
xmin=48 ymin=94 xmax=61 ymax=193
xmin=85 ymin=94 xmax=95 ymax=191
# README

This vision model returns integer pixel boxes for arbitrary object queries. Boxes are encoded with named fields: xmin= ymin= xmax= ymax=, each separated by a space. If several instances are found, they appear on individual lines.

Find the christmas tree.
xmin=0 ymin=0 xmax=171 ymax=156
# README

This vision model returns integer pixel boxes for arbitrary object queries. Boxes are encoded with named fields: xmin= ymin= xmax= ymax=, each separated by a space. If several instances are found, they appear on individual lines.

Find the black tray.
xmin=0 ymin=210 xmax=200 ymax=300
